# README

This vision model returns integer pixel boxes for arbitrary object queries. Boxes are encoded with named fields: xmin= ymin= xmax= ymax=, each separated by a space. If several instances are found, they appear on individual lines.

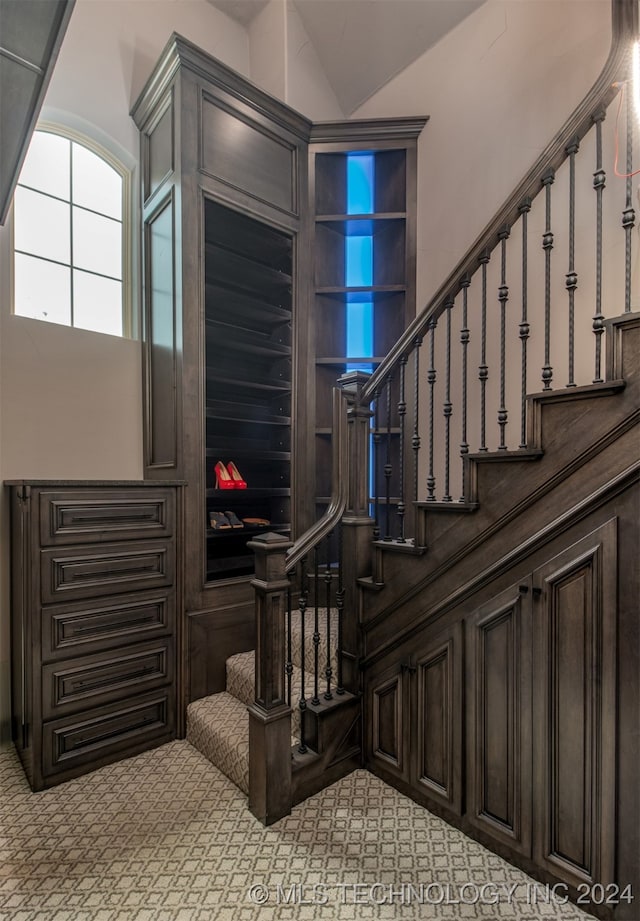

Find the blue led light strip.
xmin=346 ymin=154 xmax=374 ymax=373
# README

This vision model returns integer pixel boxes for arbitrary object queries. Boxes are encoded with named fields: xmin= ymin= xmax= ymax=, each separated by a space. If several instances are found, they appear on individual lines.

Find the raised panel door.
xmin=532 ymin=519 xmax=617 ymax=889
xmin=466 ymin=581 xmax=532 ymax=855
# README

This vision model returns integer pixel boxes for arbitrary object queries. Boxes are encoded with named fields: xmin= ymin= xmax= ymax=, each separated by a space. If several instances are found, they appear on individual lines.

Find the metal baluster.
xmin=498 ymin=226 xmax=510 ymax=449
xmin=324 ymin=535 xmax=333 ymax=700
xmin=397 ymin=356 xmax=407 ymax=540
xmin=541 ymin=169 xmax=555 ymax=390
xmin=336 ymin=522 xmax=345 ymax=696
xmin=297 ymin=557 xmax=308 ymax=754
xmin=459 ymin=276 xmax=470 ymax=500
xmin=312 ymin=547 xmax=320 ymax=705
xmin=443 ymin=296 xmax=454 ymax=499
xmin=566 ymin=137 xmax=579 ymax=387
xmin=519 ymin=200 xmax=531 ymax=448
xmin=592 ymin=111 xmax=606 ymax=383
xmin=427 ymin=317 xmax=437 ymax=498
xmin=372 ymin=389 xmax=381 ymax=540
xmin=623 ymin=82 xmax=635 ymax=313
xmin=478 ymin=251 xmax=489 ymax=451
xmin=383 ymin=376 xmax=393 ymax=538
xmin=412 ymin=336 xmax=422 ymax=504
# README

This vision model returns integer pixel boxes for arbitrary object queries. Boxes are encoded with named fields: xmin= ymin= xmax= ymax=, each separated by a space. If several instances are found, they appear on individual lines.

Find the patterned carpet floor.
xmin=0 ymin=740 xmax=591 ymax=921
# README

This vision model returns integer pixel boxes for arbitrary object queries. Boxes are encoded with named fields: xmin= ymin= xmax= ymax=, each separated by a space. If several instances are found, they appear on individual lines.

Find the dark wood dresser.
xmin=6 ymin=480 xmax=183 ymax=791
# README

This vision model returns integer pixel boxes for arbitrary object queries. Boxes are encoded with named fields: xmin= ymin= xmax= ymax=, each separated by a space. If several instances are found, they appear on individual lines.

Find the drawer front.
xmin=41 ymin=541 xmax=174 ymax=603
xmin=42 ymin=640 xmax=174 ymax=719
xmin=39 ymin=489 xmax=175 ymax=546
xmin=43 ymin=691 xmax=175 ymax=778
xmin=42 ymin=592 xmax=175 ymax=661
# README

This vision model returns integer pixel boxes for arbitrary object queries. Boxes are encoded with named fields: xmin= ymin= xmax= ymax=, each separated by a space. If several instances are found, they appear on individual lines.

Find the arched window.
xmin=12 ymin=128 xmax=129 ymax=336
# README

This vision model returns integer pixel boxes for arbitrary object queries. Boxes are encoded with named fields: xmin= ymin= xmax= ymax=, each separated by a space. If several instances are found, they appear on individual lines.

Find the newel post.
xmin=246 ymin=531 xmax=293 ymax=825
xmin=338 ymin=371 xmax=375 ymax=693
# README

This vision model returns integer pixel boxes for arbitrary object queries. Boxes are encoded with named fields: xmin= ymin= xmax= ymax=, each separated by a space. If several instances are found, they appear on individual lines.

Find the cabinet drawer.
xmin=39 ymin=489 xmax=175 ymax=546
xmin=42 ymin=640 xmax=174 ymax=719
xmin=43 ymin=690 xmax=174 ymax=779
xmin=40 ymin=541 xmax=174 ymax=603
xmin=42 ymin=592 xmax=175 ymax=661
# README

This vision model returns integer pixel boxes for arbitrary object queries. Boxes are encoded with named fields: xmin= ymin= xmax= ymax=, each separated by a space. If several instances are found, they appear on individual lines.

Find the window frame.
xmin=11 ymin=122 xmax=135 ymax=338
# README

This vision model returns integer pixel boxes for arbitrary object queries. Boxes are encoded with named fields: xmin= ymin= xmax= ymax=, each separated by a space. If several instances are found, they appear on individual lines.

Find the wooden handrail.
xmin=286 ymin=386 xmax=348 ymax=572
xmin=362 ymin=0 xmax=638 ymax=404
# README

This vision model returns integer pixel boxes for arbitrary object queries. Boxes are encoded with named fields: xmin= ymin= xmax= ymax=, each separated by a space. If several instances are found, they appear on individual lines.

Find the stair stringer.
xmin=359 ymin=312 xmax=640 ymax=655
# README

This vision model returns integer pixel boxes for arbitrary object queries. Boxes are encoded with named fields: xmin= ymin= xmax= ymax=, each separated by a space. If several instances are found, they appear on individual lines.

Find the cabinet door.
xmin=532 ymin=519 xmax=617 ymax=889
xmin=466 ymin=582 xmax=532 ymax=855
xmin=411 ymin=621 xmax=463 ymax=816
xmin=368 ymin=662 xmax=408 ymax=782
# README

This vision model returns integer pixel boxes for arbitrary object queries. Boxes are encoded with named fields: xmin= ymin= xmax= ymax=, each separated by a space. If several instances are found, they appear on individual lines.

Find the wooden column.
xmin=338 ymin=371 xmax=375 ymax=693
xmin=247 ymin=531 xmax=293 ymax=825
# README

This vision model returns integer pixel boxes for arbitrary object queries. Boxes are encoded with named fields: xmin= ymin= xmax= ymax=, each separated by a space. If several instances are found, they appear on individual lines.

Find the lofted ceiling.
xmin=208 ymin=0 xmax=484 ymax=115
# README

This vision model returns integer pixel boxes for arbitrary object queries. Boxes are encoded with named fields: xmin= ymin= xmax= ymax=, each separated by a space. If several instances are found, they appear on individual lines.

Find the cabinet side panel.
xmin=145 ymin=196 xmax=177 ymax=469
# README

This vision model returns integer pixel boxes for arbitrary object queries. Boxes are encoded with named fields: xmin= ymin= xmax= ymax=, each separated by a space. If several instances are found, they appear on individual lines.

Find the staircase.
xmin=183 ymin=7 xmax=638 ymax=909
xmin=186 ymin=605 xmax=360 ymax=804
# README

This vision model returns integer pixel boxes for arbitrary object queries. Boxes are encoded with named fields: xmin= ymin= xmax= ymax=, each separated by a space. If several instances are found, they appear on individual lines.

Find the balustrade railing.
xmin=360 ymin=1 xmax=637 ymax=539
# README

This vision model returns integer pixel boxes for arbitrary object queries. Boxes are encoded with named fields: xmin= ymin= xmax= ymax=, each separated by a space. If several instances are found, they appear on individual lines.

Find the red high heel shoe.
xmin=226 ymin=461 xmax=247 ymax=489
xmin=215 ymin=461 xmax=235 ymax=490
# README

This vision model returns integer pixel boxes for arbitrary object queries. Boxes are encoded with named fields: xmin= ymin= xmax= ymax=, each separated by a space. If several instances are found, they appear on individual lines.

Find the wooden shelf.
xmin=205 ymin=243 xmax=292 ymax=298
xmin=205 ymin=319 xmax=290 ymax=357
xmin=205 ymin=283 xmax=291 ymax=325
xmin=204 ymin=199 xmax=294 ymax=582
xmin=316 ymin=285 xmax=406 ymax=295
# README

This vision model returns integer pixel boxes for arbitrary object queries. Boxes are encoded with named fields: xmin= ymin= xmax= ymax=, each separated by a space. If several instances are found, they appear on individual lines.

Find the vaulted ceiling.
xmin=208 ymin=0 xmax=484 ymax=114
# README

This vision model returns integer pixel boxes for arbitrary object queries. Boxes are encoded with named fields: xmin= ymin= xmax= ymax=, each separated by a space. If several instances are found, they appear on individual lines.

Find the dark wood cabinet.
xmin=131 ymin=36 xmax=312 ymax=697
xmin=366 ymin=517 xmax=619 ymax=898
xmin=7 ymin=480 xmax=182 ymax=791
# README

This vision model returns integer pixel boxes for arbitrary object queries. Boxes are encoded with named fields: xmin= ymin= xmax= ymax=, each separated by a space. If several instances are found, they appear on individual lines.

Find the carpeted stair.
xmin=186 ymin=608 xmax=339 ymax=795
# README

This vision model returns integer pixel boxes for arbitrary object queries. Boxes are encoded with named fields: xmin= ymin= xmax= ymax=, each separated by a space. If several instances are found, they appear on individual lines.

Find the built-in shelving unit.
xmin=204 ymin=199 xmax=293 ymax=580
xmin=310 ymin=138 xmax=422 ymax=520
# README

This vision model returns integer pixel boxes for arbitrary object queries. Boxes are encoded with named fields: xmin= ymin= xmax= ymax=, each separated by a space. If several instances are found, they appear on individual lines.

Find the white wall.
xmin=352 ymin=0 xmax=612 ymax=310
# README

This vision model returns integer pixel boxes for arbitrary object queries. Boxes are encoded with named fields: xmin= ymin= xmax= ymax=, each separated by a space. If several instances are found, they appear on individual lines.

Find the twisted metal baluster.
xmin=623 ymin=81 xmax=635 ymax=313
xmin=478 ymin=251 xmax=490 ymax=451
xmin=336 ymin=522 xmax=345 ymax=696
xmin=427 ymin=318 xmax=437 ymax=498
xmin=498 ymin=226 xmax=510 ymax=449
xmin=412 ymin=336 xmax=422 ymax=505
xmin=519 ymin=200 xmax=531 ymax=448
xmin=459 ymin=276 xmax=470 ymax=500
xmin=397 ymin=356 xmax=407 ymax=540
xmin=592 ymin=111 xmax=606 ymax=382
xmin=324 ymin=535 xmax=333 ymax=700
xmin=443 ymin=296 xmax=454 ymax=499
xmin=541 ymin=169 xmax=555 ymax=390
xmin=311 ymin=547 xmax=320 ymax=706
xmin=297 ymin=557 xmax=308 ymax=754
xmin=566 ymin=137 xmax=579 ymax=387
xmin=372 ymin=389 xmax=381 ymax=540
